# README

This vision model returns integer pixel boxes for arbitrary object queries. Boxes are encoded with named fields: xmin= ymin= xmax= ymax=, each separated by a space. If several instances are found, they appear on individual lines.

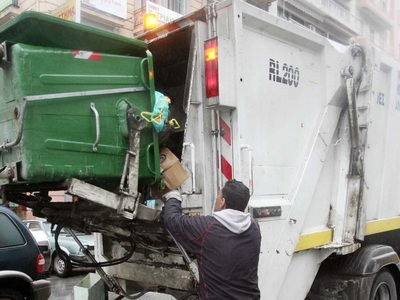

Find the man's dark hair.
xmin=221 ymin=179 xmax=250 ymax=212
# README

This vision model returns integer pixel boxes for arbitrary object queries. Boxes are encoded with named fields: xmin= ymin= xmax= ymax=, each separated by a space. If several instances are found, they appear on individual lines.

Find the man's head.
xmin=214 ymin=179 xmax=250 ymax=212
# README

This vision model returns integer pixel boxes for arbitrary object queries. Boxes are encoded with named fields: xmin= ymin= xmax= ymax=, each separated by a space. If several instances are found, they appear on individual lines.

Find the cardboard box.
xmin=160 ymin=147 xmax=189 ymax=191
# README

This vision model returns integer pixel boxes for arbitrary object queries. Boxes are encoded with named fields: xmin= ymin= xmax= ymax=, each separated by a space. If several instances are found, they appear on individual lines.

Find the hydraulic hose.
xmin=54 ymin=224 xmax=135 ymax=268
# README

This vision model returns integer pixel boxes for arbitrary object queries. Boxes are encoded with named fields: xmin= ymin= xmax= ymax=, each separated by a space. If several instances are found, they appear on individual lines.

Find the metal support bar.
xmin=65 ymin=178 xmax=159 ymax=221
xmin=183 ymin=142 xmax=196 ymax=194
xmin=240 ymin=144 xmax=254 ymax=195
xmin=64 ymin=228 xmax=123 ymax=294
xmin=167 ymin=229 xmax=199 ymax=283
xmin=120 ymin=107 xmax=146 ymax=219
xmin=344 ymin=72 xmax=366 ymax=242
xmin=346 ymin=78 xmax=363 ymax=176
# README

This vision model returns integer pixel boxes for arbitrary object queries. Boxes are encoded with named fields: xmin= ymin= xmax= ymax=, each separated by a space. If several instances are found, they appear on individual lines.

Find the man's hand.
xmin=163 ymin=190 xmax=183 ymax=202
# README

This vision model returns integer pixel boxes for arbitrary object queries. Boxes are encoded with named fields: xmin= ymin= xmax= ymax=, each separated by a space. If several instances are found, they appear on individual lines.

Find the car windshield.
xmin=28 ymin=222 xmax=45 ymax=232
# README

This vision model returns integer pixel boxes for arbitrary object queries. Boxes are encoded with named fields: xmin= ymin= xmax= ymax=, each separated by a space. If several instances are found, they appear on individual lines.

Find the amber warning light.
xmin=143 ymin=13 xmax=157 ymax=31
xmin=204 ymin=38 xmax=219 ymax=98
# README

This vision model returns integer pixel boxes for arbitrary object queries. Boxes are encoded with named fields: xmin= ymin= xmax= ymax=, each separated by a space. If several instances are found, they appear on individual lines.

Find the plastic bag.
xmin=141 ymin=91 xmax=170 ymax=133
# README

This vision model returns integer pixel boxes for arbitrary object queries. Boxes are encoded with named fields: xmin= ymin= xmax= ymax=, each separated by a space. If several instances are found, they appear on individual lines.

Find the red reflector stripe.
xmin=169 ymin=23 xmax=181 ymax=31
xmin=221 ymin=155 xmax=233 ymax=180
xmin=220 ymin=118 xmax=231 ymax=146
xmin=145 ymin=31 xmax=159 ymax=41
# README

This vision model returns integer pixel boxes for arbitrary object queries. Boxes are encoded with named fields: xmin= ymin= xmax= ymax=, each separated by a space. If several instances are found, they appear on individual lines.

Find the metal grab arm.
xmin=120 ymin=107 xmax=146 ymax=219
xmin=64 ymin=228 xmax=123 ymax=294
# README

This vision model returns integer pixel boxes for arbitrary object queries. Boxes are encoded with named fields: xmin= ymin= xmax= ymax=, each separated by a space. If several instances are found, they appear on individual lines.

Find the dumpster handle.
xmin=146 ymin=143 xmax=156 ymax=175
xmin=0 ymin=98 xmax=27 ymax=151
xmin=140 ymin=58 xmax=150 ymax=90
xmin=90 ymin=102 xmax=100 ymax=152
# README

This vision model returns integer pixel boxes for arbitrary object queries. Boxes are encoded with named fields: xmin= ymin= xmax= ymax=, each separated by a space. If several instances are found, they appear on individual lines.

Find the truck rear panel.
xmin=142 ymin=1 xmax=400 ymax=298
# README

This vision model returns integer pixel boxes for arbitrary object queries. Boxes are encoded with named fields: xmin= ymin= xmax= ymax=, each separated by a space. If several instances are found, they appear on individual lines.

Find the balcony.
xmin=357 ymin=0 xmax=393 ymax=28
xmin=247 ymin=0 xmax=277 ymax=5
xmin=0 ymin=0 xmax=19 ymax=26
xmin=0 ymin=9 xmax=18 ymax=26
xmin=287 ymin=0 xmax=362 ymax=35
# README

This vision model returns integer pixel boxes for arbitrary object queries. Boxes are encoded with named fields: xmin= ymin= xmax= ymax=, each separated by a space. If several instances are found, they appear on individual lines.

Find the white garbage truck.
xmin=0 ymin=0 xmax=400 ymax=299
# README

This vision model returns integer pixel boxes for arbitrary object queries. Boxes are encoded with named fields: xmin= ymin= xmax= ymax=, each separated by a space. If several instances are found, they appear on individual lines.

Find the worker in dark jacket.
xmin=163 ymin=179 xmax=261 ymax=300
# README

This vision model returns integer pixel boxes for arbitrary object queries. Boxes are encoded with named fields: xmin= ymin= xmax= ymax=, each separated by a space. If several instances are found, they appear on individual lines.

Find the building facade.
xmin=269 ymin=0 xmax=399 ymax=61
xmin=0 ymin=0 xmax=398 ymax=59
xmin=0 ymin=0 xmax=204 ymax=37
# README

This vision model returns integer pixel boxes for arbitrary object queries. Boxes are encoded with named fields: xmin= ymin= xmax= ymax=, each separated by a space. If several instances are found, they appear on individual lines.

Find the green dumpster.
xmin=0 ymin=11 xmax=161 ymax=188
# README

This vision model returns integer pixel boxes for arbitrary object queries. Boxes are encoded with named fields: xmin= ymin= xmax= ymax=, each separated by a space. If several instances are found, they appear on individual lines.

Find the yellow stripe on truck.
xmin=365 ymin=217 xmax=400 ymax=236
xmin=295 ymin=229 xmax=333 ymax=252
xmin=295 ymin=217 xmax=400 ymax=252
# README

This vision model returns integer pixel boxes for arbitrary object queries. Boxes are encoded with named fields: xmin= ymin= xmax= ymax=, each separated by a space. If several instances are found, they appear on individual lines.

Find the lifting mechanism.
xmin=58 ymin=104 xmax=200 ymax=297
xmin=64 ymin=104 xmax=147 ymax=221
xmin=0 ymin=95 xmax=199 ymax=298
xmin=343 ymin=45 xmax=368 ymax=245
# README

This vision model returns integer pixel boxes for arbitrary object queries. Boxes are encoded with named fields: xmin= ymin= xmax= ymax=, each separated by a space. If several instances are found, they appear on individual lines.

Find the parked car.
xmin=26 ymin=224 xmax=52 ymax=273
xmin=23 ymin=219 xmax=95 ymax=278
xmin=0 ymin=206 xmax=51 ymax=299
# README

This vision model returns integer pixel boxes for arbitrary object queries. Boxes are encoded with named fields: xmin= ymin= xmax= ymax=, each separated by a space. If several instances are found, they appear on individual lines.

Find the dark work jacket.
xmin=163 ymin=199 xmax=261 ymax=300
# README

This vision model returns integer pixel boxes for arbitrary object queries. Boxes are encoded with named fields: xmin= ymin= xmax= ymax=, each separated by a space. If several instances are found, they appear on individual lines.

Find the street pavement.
xmin=48 ymin=269 xmax=90 ymax=300
xmin=48 ymin=268 xmax=176 ymax=300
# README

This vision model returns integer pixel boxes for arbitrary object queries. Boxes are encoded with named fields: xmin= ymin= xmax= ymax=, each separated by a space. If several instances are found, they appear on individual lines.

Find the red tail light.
xmin=204 ymin=38 xmax=219 ymax=98
xmin=36 ymin=253 xmax=45 ymax=274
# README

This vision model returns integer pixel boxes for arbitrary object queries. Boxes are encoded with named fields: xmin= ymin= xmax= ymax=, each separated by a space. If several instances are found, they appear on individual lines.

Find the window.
xmin=379 ymin=0 xmax=387 ymax=12
xmin=81 ymin=18 xmax=115 ymax=32
xmin=398 ymin=10 xmax=400 ymax=25
xmin=28 ymin=223 xmax=42 ymax=231
xmin=168 ymin=0 xmax=185 ymax=14
xmin=0 ymin=213 xmax=25 ymax=248
xmin=369 ymin=28 xmax=375 ymax=43
xmin=378 ymin=31 xmax=387 ymax=50
xmin=150 ymin=0 xmax=185 ymax=14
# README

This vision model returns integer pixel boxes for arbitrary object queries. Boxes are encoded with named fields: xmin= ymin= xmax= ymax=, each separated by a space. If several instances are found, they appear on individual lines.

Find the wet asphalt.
xmin=47 ymin=268 xmax=176 ymax=300
xmin=47 ymin=268 xmax=96 ymax=300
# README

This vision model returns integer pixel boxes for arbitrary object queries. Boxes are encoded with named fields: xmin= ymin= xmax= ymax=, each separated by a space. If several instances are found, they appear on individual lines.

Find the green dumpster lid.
xmin=0 ymin=11 xmax=148 ymax=57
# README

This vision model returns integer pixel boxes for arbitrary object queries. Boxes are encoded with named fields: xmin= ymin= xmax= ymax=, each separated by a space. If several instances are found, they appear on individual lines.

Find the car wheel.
xmin=53 ymin=252 xmax=72 ymax=278
xmin=0 ymin=288 xmax=25 ymax=300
